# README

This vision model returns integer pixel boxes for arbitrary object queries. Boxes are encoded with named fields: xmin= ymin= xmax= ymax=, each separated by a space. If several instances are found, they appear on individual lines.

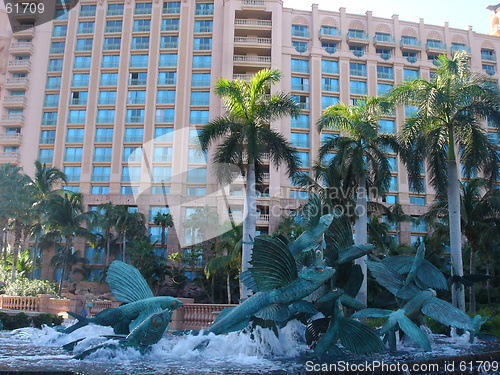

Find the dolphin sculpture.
xmin=353 ymin=289 xmax=474 ymax=351
xmin=193 ymin=237 xmax=336 ymax=335
xmin=70 ymin=308 xmax=173 ymax=360
xmin=63 ymin=261 xmax=182 ymax=334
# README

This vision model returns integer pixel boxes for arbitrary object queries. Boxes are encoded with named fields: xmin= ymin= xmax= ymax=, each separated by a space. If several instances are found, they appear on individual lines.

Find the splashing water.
xmin=1 ymin=320 xmax=499 ymax=375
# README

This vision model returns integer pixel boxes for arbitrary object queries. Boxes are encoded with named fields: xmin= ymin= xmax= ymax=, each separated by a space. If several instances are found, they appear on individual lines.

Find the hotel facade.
xmin=0 ymin=0 xmax=499 ymax=280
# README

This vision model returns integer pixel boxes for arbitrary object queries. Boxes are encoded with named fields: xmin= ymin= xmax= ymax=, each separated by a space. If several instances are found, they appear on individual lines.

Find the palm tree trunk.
xmin=469 ymin=246 xmax=476 ymax=314
xmin=32 ymin=234 xmax=40 ymax=280
xmin=227 ymin=271 xmax=231 ymax=304
xmin=447 ymin=158 xmax=465 ymax=311
xmin=354 ymin=177 xmax=368 ymax=306
xmin=58 ymin=239 xmax=71 ymax=295
xmin=122 ymin=230 xmax=127 ymax=263
xmin=161 ymin=224 xmax=166 ymax=258
xmin=105 ymin=229 xmax=110 ymax=267
xmin=241 ymin=163 xmax=257 ymax=300
xmin=11 ymin=221 xmax=22 ymax=282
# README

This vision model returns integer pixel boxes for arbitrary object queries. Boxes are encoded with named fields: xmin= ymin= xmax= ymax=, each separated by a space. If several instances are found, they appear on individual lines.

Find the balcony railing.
xmin=426 ymin=41 xmax=447 ymax=51
xmin=235 ymin=19 xmax=271 ymax=27
xmin=0 ymin=133 xmax=22 ymax=144
xmin=233 ymin=55 xmax=271 ymax=63
xmin=234 ymin=37 xmax=271 ymax=45
xmin=0 ymin=152 xmax=21 ymax=163
xmin=242 ymin=0 xmax=265 ymax=6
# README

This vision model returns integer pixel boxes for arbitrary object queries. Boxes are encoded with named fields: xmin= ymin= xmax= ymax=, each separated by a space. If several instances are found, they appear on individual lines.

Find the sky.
xmin=282 ymin=0 xmax=496 ymax=35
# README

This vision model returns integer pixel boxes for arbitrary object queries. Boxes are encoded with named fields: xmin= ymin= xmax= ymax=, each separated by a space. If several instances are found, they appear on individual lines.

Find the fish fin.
xmin=62 ymin=338 xmax=86 ymax=352
xmin=336 ymin=244 xmax=374 ymax=265
xmin=290 ymin=300 xmax=318 ymax=315
xmin=352 ymin=308 xmax=392 ymax=319
xmin=422 ymin=297 xmax=474 ymax=330
xmin=240 ymin=270 xmax=259 ymax=293
xmin=213 ymin=306 xmax=235 ymax=324
xmin=368 ymin=260 xmax=419 ymax=299
xmin=248 ymin=237 xmax=297 ymax=292
xmin=63 ymin=312 xmax=89 ymax=334
xmin=112 ymin=320 xmax=131 ymax=335
xmin=254 ymin=304 xmax=290 ymax=322
xmin=338 ymin=318 xmax=386 ymax=354
xmin=417 ymin=260 xmax=448 ymax=290
xmin=73 ymin=343 xmax=118 ymax=360
xmin=341 ymin=264 xmax=364 ymax=297
xmin=171 ymin=329 xmax=201 ymax=336
xmin=380 ymin=255 xmax=414 ymax=274
xmin=106 ymin=260 xmax=154 ymax=303
xmin=396 ymin=314 xmax=432 ymax=352
xmin=129 ymin=305 xmax=162 ymax=332
xmin=299 ymin=193 xmax=322 ymax=231
xmin=339 ymin=293 xmax=365 ymax=311
xmin=305 ymin=317 xmax=329 ymax=347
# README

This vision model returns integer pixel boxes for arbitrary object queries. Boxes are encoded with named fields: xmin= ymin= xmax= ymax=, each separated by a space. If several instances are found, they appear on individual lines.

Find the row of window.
xmin=53 ymin=19 xmax=213 ymax=37
xmin=55 ymin=2 xmax=213 ymax=19
xmin=40 ymin=108 xmax=209 ymax=125
xmin=45 ymin=72 xmax=210 ymax=89
xmin=50 ymin=36 xmax=213 ymax=54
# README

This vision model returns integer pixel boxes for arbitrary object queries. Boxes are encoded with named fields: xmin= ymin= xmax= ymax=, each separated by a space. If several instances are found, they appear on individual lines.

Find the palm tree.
xmin=388 ymin=51 xmax=500 ymax=310
xmin=29 ymin=161 xmax=67 ymax=279
xmin=386 ymin=203 xmax=414 ymax=243
xmin=317 ymin=96 xmax=398 ymax=304
xmin=44 ymin=191 xmax=96 ymax=295
xmin=205 ymin=222 xmax=242 ymax=303
xmin=423 ymin=178 xmax=500 ymax=313
xmin=198 ymin=68 xmax=301 ymax=298
xmin=114 ymin=206 xmax=146 ymax=263
xmin=97 ymin=202 xmax=118 ymax=266
xmin=153 ymin=212 xmax=174 ymax=258
xmin=0 ymin=164 xmax=36 ymax=282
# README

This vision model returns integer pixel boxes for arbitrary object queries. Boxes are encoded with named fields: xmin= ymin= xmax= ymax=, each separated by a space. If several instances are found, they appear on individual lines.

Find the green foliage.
xmin=0 ymin=312 xmax=62 ymax=330
xmin=31 ymin=313 xmax=63 ymax=328
xmin=0 ymin=312 xmax=30 ymax=330
xmin=4 ymin=278 xmax=58 ymax=297
xmin=128 ymin=239 xmax=169 ymax=291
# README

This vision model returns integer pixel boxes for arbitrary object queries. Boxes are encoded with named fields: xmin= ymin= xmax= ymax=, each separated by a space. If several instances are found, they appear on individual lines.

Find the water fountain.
xmin=1 ymin=195 xmax=499 ymax=374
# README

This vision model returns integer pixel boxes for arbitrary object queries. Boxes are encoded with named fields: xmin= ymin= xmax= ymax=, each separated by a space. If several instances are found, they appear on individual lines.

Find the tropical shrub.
xmin=3 ymin=278 xmax=58 ymax=297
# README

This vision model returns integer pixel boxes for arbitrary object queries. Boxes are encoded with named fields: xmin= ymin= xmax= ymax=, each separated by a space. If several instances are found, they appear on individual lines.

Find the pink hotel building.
xmin=0 ymin=0 xmax=499 ymax=279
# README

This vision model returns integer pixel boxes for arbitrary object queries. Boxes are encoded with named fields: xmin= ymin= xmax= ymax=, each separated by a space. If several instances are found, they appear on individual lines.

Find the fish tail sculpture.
xmin=62 ymin=261 xmax=182 ymax=335
xmin=72 ymin=308 xmax=173 ymax=360
xmin=307 ymin=289 xmax=385 ymax=356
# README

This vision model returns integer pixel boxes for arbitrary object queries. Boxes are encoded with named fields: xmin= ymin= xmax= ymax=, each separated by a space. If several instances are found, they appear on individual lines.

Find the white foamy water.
xmin=0 ymin=320 xmax=498 ymax=375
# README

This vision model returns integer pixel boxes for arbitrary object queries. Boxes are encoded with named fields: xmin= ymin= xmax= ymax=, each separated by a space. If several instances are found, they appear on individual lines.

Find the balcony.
xmin=0 ymin=152 xmax=21 ymax=164
xmin=7 ymin=60 xmax=31 ymax=73
xmin=5 ymin=78 xmax=29 ymax=90
xmin=2 ymin=96 xmax=27 ymax=108
xmin=256 ymin=214 xmax=269 ymax=224
xmin=0 ymin=114 xmax=24 ymax=127
xmin=319 ymin=27 xmax=342 ymax=42
xmin=234 ymin=19 xmax=272 ymax=29
xmin=451 ymin=45 xmax=471 ymax=55
xmin=400 ymin=38 xmax=423 ymax=52
xmin=128 ymin=78 xmax=147 ymax=86
xmin=242 ymin=0 xmax=265 ymax=9
xmin=481 ymin=53 xmax=496 ymax=62
xmin=426 ymin=41 xmax=447 ymax=54
xmin=232 ymin=74 xmax=253 ymax=81
xmin=234 ymin=37 xmax=271 ymax=47
xmin=0 ymin=133 xmax=22 ymax=146
xmin=233 ymin=55 xmax=271 ymax=66
xmin=10 ymin=42 xmax=33 ymax=55
xmin=12 ymin=26 xmax=35 ymax=38
xmin=373 ymin=34 xmax=396 ymax=48
xmin=70 ymin=98 xmax=88 ymax=106
xmin=347 ymin=31 xmax=369 ymax=45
